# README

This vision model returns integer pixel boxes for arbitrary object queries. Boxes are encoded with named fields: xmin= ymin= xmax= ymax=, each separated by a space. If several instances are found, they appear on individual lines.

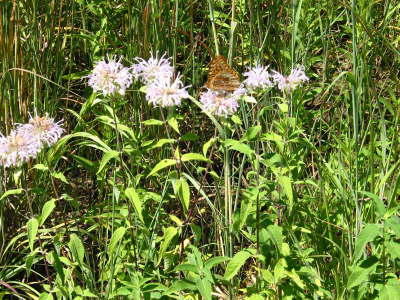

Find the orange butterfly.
xmin=205 ymin=55 xmax=241 ymax=94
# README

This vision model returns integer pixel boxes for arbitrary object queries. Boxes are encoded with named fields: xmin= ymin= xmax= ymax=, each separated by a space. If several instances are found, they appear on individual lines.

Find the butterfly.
xmin=204 ymin=55 xmax=241 ymax=94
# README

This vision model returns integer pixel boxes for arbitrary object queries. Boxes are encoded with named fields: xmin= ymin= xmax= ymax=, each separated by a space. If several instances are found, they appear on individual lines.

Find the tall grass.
xmin=1 ymin=0 xmax=400 ymax=299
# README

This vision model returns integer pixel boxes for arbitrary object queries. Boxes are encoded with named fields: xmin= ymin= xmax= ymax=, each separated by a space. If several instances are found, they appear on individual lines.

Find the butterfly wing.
xmin=209 ymin=70 xmax=241 ymax=92
xmin=205 ymin=55 xmax=240 ymax=92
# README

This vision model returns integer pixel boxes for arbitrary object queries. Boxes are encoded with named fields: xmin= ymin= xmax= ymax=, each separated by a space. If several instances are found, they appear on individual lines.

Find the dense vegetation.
xmin=1 ymin=0 xmax=400 ymax=299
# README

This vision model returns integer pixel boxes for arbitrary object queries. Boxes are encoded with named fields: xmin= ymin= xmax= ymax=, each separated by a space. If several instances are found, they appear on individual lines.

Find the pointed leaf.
xmin=148 ymin=159 xmax=177 ymax=177
xmin=39 ymin=199 xmax=56 ymax=226
xmin=27 ymin=218 xmax=39 ymax=251
xmin=223 ymin=249 xmax=255 ymax=280
xmin=69 ymin=233 xmax=85 ymax=264
xmin=125 ymin=187 xmax=143 ymax=222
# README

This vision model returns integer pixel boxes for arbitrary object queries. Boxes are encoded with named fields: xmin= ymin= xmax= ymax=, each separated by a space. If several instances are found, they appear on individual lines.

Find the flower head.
xmin=17 ymin=114 xmax=64 ymax=147
xmin=0 ymin=130 xmax=41 ymax=167
xmin=272 ymin=66 xmax=309 ymax=92
xmin=243 ymin=64 xmax=273 ymax=91
xmin=87 ymin=56 xmax=133 ymax=96
xmin=145 ymin=75 xmax=189 ymax=107
xmin=133 ymin=53 xmax=174 ymax=84
xmin=199 ymin=89 xmax=242 ymax=117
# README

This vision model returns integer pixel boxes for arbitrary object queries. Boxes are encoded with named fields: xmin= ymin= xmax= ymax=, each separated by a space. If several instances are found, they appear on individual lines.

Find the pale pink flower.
xmin=272 ymin=66 xmax=309 ymax=92
xmin=17 ymin=115 xmax=64 ymax=147
xmin=0 ymin=130 xmax=41 ymax=167
xmin=145 ymin=75 xmax=189 ymax=107
xmin=87 ymin=56 xmax=133 ymax=96
xmin=200 ymin=89 xmax=241 ymax=117
xmin=133 ymin=53 xmax=174 ymax=84
xmin=243 ymin=64 xmax=273 ymax=91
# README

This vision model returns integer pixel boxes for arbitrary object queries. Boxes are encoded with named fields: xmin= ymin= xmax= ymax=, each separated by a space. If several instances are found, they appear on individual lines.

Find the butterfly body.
xmin=205 ymin=55 xmax=241 ymax=94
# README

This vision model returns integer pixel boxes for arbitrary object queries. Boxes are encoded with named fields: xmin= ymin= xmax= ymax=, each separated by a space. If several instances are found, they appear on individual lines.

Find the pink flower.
xmin=145 ymin=75 xmax=189 ymax=107
xmin=272 ymin=66 xmax=309 ymax=92
xmin=243 ymin=64 xmax=273 ymax=91
xmin=87 ymin=56 xmax=133 ymax=96
xmin=17 ymin=114 xmax=64 ymax=146
xmin=0 ymin=130 xmax=41 ymax=167
xmin=133 ymin=53 xmax=174 ymax=84
xmin=199 ymin=89 xmax=241 ymax=117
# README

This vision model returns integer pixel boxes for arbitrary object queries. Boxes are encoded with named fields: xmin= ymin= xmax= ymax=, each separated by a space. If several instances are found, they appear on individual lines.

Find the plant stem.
xmin=207 ymin=0 xmax=219 ymax=55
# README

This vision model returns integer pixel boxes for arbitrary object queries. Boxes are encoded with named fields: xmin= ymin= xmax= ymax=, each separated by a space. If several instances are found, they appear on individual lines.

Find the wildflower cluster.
xmin=243 ymin=64 xmax=309 ymax=93
xmin=199 ymin=64 xmax=308 ymax=117
xmin=200 ymin=88 xmax=246 ymax=117
xmin=0 ymin=115 xmax=64 ymax=168
xmin=87 ymin=56 xmax=133 ymax=96
xmin=133 ymin=53 xmax=190 ymax=107
xmin=87 ymin=54 xmax=308 ymax=117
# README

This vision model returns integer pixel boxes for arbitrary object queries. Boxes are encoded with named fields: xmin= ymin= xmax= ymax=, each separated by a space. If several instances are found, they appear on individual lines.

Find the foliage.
xmin=1 ymin=0 xmax=400 ymax=299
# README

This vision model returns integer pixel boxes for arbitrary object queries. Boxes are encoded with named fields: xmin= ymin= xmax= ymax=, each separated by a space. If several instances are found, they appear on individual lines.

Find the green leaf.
xmin=265 ymin=224 xmax=283 ymax=253
xmin=387 ymin=216 xmax=400 ymax=238
xmin=387 ymin=241 xmax=400 ymax=259
xmin=224 ymin=249 xmax=255 ymax=280
xmin=33 ymin=164 xmax=49 ymax=171
xmin=151 ymin=139 xmax=176 ymax=149
xmin=203 ymin=138 xmax=217 ymax=157
xmin=277 ymin=175 xmax=293 ymax=211
xmin=27 ymin=218 xmax=39 ymax=251
xmin=143 ymin=119 xmax=163 ymax=126
xmin=225 ymin=139 xmax=254 ymax=156
xmin=39 ymin=199 xmax=56 ymax=226
xmin=174 ymin=263 xmax=198 ymax=273
xmin=158 ymin=227 xmax=178 ymax=265
xmin=147 ymin=159 xmax=177 ymax=177
xmin=231 ymin=115 xmax=242 ymax=125
xmin=51 ymin=171 xmax=69 ymax=184
xmin=52 ymin=251 xmax=65 ymax=284
xmin=167 ymin=117 xmax=180 ymax=134
xmin=181 ymin=153 xmax=209 ymax=162
xmin=39 ymin=293 xmax=53 ymax=300
xmin=181 ymin=133 xmax=199 ymax=142
xmin=70 ymin=154 xmax=96 ymax=171
xmin=244 ymin=125 xmax=262 ymax=141
xmin=347 ymin=257 xmax=378 ymax=289
xmin=379 ymin=279 xmax=400 ymax=300
xmin=108 ymin=227 xmax=126 ymax=254
xmin=177 ymin=177 xmax=190 ymax=216
xmin=0 ymin=188 xmax=24 ymax=201
xmin=353 ymin=224 xmax=380 ymax=262
xmin=125 ymin=187 xmax=143 ymax=222
xmin=195 ymin=277 xmax=212 ymax=300
xmin=204 ymin=256 xmax=230 ymax=270
xmin=69 ymin=234 xmax=85 ymax=264
xmin=97 ymin=150 xmax=119 ymax=174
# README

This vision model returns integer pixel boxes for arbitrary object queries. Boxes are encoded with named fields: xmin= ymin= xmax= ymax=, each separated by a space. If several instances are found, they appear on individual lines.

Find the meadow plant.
xmin=133 ymin=53 xmax=174 ymax=84
xmin=199 ymin=88 xmax=242 ymax=117
xmin=87 ymin=56 xmax=133 ymax=96
xmin=145 ymin=75 xmax=190 ymax=107
xmin=0 ymin=115 xmax=63 ymax=167
xmin=2 ymin=2 xmax=400 ymax=299
xmin=272 ymin=66 xmax=309 ymax=92
xmin=243 ymin=64 xmax=273 ymax=91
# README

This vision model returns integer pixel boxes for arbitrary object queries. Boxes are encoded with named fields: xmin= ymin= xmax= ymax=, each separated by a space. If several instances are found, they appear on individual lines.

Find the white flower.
xmin=243 ymin=64 xmax=273 ymax=91
xmin=200 ymin=89 xmax=242 ymax=117
xmin=145 ymin=75 xmax=189 ymax=107
xmin=87 ymin=55 xmax=133 ymax=96
xmin=133 ymin=53 xmax=174 ymax=84
xmin=17 ymin=114 xmax=64 ymax=147
xmin=272 ymin=66 xmax=309 ymax=92
xmin=0 ymin=130 xmax=41 ymax=167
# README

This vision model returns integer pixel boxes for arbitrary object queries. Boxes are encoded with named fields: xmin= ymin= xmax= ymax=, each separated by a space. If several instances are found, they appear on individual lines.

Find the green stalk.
xmin=351 ymin=0 xmax=360 ymax=235
xmin=207 ymin=0 xmax=219 ymax=55
xmin=228 ymin=0 xmax=237 ymax=64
